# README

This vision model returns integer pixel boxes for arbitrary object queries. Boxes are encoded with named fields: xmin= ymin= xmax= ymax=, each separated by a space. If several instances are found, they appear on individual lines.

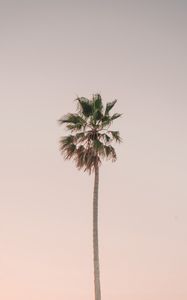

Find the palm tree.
xmin=58 ymin=94 xmax=122 ymax=300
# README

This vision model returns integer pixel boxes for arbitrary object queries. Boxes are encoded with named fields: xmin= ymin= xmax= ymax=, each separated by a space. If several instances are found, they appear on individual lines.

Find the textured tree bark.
xmin=93 ymin=164 xmax=101 ymax=300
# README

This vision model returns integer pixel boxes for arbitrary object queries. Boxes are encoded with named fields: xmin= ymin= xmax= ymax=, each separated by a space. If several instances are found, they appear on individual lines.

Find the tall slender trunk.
xmin=93 ymin=164 xmax=101 ymax=300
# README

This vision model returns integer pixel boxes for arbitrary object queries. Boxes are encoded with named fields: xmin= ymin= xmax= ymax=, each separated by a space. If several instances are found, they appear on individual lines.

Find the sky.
xmin=0 ymin=0 xmax=187 ymax=299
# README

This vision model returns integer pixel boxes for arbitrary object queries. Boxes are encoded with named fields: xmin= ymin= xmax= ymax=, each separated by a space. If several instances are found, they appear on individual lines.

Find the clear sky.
xmin=0 ymin=0 xmax=187 ymax=299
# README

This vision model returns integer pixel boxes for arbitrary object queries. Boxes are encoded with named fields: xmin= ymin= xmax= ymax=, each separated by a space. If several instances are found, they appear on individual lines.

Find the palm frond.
xmin=105 ymin=100 xmax=117 ymax=115
xmin=59 ymin=135 xmax=77 ymax=159
xmin=58 ymin=113 xmax=85 ymax=125
xmin=93 ymin=109 xmax=103 ymax=122
xmin=60 ymin=135 xmax=75 ymax=148
xmin=92 ymin=94 xmax=103 ymax=112
xmin=109 ymin=131 xmax=122 ymax=143
xmin=66 ymin=123 xmax=83 ymax=132
xmin=74 ymin=146 xmax=98 ymax=173
xmin=59 ymin=113 xmax=86 ymax=132
xmin=64 ymin=144 xmax=77 ymax=159
xmin=76 ymin=97 xmax=93 ymax=117
xmin=84 ymin=148 xmax=99 ymax=173
xmin=110 ymin=113 xmax=122 ymax=121
xmin=74 ymin=132 xmax=87 ymax=143
xmin=99 ymin=133 xmax=111 ymax=144
xmin=104 ymin=145 xmax=117 ymax=161
xmin=93 ymin=139 xmax=105 ymax=155
xmin=101 ymin=115 xmax=112 ymax=127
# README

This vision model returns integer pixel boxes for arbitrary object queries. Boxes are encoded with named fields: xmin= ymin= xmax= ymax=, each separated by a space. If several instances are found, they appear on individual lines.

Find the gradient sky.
xmin=0 ymin=0 xmax=187 ymax=299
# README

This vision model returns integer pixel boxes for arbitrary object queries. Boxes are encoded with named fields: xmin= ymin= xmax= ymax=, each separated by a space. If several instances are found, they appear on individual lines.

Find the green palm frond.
xmin=104 ymin=145 xmax=117 ymax=161
xmin=110 ymin=113 xmax=122 ymax=121
xmin=92 ymin=94 xmax=103 ymax=112
xmin=93 ymin=109 xmax=103 ymax=122
xmin=109 ymin=131 xmax=122 ymax=143
xmin=60 ymin=135 xmax=75 ymax=147
xmin=59 ymin=113 xmax=86 ymax=132
xmin=77 ymin=97 xmax=93 ymax=117
xmin=65 ymin=123 xmax=83 ymax=132
xmin=90 ymin=94 xmax=104 ymax=124
xmin=75 ymin=132 xmax=87 ymax=143
xmin=59 ymin=135 xmax=77 ymax=159
xmin=105 ymin=100 xmax=117 ymax=115
xmin=101 ymin=112 xmax=122 ymax=127
xmin=101 ymin=115 xmax=112 ymax=127
xmin=99 ymin=133 xmax=111 ymax=144
xmin=64 ymin=144 xmax=77 ymax=159
xmin=58 ymin=113 xmax=85 ymax=125
xmin=93 ymin=139 xmax=104 ymax=154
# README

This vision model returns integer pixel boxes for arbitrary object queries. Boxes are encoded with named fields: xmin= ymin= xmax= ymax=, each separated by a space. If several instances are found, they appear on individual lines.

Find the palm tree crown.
xmin=59 ymin=94 xmax=122 ymax=173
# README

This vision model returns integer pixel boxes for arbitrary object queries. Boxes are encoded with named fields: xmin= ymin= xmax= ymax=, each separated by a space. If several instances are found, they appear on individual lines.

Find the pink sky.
xmin=0 ymin=0 xmax=187 ymax=299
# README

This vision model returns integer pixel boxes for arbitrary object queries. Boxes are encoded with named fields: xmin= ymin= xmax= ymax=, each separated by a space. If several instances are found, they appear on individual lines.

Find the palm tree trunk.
xmin=93 ymin=164 xmax=101 ymax=300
